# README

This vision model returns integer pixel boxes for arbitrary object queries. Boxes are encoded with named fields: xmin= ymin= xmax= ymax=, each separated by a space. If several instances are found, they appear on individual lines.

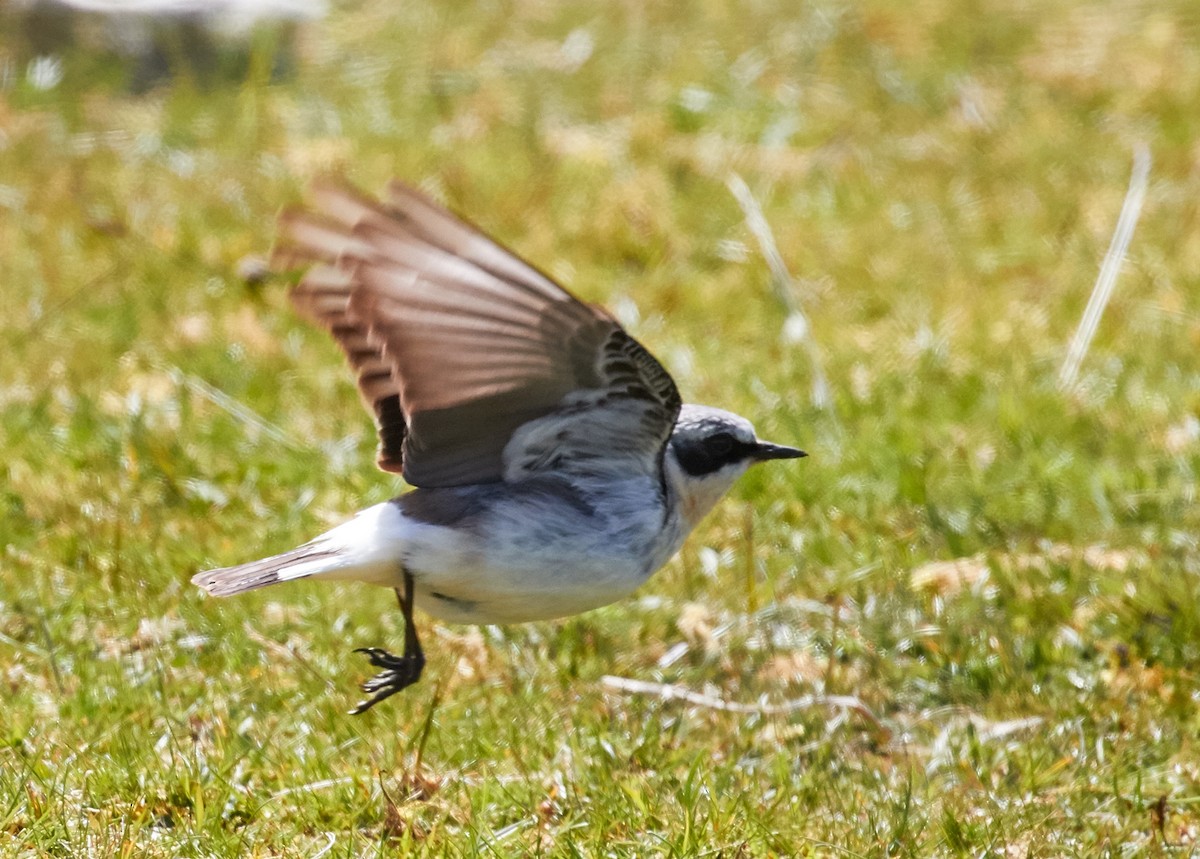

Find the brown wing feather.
xmin=287 ymin=264 xmax=408 ymax=472
xmin=272 ymin=178 xmax=681 ymax=487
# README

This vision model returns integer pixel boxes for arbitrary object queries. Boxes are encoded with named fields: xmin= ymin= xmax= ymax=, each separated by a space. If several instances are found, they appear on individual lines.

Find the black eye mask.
xmin=671 ymin=432 xmax=754 ymax=476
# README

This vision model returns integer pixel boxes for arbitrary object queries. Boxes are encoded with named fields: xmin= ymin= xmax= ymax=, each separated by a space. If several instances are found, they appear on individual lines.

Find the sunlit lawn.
xmin=3 ymin=0 xmax=1200 ymax=854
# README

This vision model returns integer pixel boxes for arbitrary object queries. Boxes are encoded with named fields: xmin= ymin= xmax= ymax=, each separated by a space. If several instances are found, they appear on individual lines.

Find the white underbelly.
xmin=407 ymin=539 xmax=656 ymax=624
xmin=310 ymin=491 xmax=686 ymax=626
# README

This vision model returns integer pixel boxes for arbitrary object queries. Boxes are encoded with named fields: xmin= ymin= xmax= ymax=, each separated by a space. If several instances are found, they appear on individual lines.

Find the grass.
xmin=3 ymin=0 xmax=1200 ymax=854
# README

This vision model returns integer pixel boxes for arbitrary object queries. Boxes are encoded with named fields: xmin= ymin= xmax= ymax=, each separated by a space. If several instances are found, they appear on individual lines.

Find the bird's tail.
xmin=192 ymin=502 xmax=407 ymax=597
xmin=192 ymin=542 xmax=343 ymax=597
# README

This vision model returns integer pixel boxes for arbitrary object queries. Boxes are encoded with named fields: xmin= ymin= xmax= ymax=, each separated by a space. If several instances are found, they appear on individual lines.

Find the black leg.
xmin=349 ymin=567 xmax=425 ymax=715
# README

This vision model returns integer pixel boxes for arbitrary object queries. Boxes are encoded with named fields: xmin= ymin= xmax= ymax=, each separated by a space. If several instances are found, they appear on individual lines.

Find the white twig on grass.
xmin=269 ymin=777 xmax=355 ymax=800
xmin=1058 ymin=144 xmax=1151 ymax=391
xmin=727 ymin=174 xmax=832 ymax=410
xmin=600 ymin=674 xmax=885 ymax=733
xmin=970 ymin=713 xmax=1044 ymax=743
xmin=310 ymin=832 xmax=336 ymax=859
xmin=164 ymin=363 xmax=309 ymax=452
xmin=924 ymin=710 xmax=1045 ymax=773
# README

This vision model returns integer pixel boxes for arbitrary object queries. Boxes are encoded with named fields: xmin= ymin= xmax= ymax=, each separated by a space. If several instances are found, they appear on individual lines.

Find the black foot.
xmin=349 ymin=646 xmax=425 ymax=715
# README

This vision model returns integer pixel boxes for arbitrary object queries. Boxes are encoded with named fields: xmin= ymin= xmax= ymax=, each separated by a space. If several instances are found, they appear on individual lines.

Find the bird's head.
xmin=664 ymin=404 xmax=806 ymax=529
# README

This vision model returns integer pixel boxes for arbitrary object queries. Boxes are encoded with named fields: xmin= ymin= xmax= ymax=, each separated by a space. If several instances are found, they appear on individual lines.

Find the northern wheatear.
xmin=192 ymin=180 xmax=805 ymax=713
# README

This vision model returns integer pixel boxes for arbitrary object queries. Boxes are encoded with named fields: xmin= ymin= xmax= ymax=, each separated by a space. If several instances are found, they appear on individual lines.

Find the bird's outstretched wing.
xmin=271 ymin=179 xmax=681 ymax=488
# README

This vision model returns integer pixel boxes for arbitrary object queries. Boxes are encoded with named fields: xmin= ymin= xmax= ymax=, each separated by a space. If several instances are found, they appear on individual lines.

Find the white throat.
xmin=663 ymin=448 xmax=750 ymax=532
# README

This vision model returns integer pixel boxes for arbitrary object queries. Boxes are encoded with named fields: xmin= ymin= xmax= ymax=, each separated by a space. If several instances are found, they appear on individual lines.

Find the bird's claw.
xmin=349 ymin=646 xmax=425 ymax=715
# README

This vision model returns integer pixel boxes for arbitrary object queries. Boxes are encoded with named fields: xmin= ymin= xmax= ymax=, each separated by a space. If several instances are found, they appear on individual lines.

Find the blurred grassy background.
xmin=3 ymin=0 xmax=1200 ymax=854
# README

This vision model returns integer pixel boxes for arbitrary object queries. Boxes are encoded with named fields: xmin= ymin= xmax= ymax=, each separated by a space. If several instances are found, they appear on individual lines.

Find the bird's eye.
xmin=708 ymin=432 xmax=735 ymax=456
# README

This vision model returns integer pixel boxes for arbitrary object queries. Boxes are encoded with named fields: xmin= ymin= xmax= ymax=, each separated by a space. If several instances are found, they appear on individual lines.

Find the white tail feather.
xmin=192 ymin=502 xmax=414 ymax=597
xmin=191 ymin=543 xmax=343 ymax=596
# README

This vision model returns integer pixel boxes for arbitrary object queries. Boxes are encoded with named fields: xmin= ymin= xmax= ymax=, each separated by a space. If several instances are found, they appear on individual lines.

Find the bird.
xmin=191 ymin=179 xmax=806 ymax=714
